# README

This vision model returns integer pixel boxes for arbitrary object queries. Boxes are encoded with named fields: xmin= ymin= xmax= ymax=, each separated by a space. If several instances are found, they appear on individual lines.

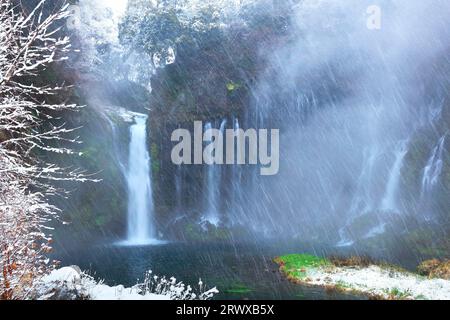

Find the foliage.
xmin=120 ymin=0 xmax=295 ymax=117
xmin=119 ymin=0 xmax=278 ymax=64
xmin=182 ymin=222 xmax=232 ymax=241
xmin=0 ymin=0 xmax=87 ymax=299
xmin=274 ymin=254 xmax=330 ymax=280
xmin=119 ymin=0 xmax=210 ymax=67
xmin=150 ymin=142 xmax=160 ymax=174
xmin=226 ymin=81 xmax=241 ymax=92
xmin=385 ymin=287 xmax=412 ymax=300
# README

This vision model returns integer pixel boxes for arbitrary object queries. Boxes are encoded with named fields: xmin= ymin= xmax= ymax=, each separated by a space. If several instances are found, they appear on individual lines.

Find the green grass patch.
xmin=275 ymin=254 xmax=331 ymax=280
xmin=384 ymin=287 xmax=413 ymax=300
xmin=223 ymin=282 xmax=252 ymax=295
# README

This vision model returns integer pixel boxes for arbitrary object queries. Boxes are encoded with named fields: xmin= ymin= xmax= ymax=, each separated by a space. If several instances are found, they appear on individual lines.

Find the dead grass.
xmin=329 ymin=256 xmax=376 ymax=268
xmin=418 ymin=259 xmax=450 ymax=280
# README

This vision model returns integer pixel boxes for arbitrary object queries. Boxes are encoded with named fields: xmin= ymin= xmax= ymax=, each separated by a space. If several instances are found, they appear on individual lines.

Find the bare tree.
xmin=0 ymin=0 xmax=85 ymax=299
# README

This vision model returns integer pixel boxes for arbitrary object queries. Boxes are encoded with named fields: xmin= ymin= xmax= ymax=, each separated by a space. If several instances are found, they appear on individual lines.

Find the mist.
xmin=232 ymin=0 xmax=450 ymax=246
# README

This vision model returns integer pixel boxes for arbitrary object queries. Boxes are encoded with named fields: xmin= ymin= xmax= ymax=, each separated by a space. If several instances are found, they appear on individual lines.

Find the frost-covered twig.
xmin=0 ymin=0 xmax=87 ymax=300
xmin=135 ymin=270 xmax=219 ymax=300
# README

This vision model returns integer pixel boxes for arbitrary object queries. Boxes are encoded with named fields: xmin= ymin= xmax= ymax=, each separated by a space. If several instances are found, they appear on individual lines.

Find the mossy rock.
xmin=345 ymin=212 xmax=382 ymax=238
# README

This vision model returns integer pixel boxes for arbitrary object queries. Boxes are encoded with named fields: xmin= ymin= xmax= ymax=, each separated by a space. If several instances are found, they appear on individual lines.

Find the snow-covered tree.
xmin=0 ymin=0 xmax=85 ymax=299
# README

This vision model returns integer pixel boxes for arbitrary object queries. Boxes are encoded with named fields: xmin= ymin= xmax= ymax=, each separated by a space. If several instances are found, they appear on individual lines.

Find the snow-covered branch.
xmin=0 ymin=0 xmax=86 ymax=299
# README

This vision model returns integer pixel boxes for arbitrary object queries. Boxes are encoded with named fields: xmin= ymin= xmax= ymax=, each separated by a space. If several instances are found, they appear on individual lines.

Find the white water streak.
xmin=127 ymin=115 xmax=155 ymax=244
xmin=381 ymin=140 xmax=409 ymax=212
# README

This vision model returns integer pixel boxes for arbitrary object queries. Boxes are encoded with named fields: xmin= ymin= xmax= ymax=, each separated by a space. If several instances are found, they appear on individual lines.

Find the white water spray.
xmin=230 ymin=118 xmax=244 ymax=225
xmin=202 ymin=120 xmax=227 ymax=226
xmin=348 ymin=147 xmax=379 ymax=218
xmin=126 ymin=115 xmax=157 ymax=245
xmin=381 ymin=141 xmax=409 ymax=212
xmin=422 ymin=135 xmax=446 ymax=195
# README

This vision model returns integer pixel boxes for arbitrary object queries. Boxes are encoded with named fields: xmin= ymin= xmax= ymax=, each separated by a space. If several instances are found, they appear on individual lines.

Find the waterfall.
xmin=381 ymin=140 xmax=409 ymax=212
xmin=337 ymin=228 xmax=354 ymax=248
xmin=418 ymin=134 xmax=447 ymax=221
xmin=202 ymin=120 xmax=227 ymax=226
xmin=126 ymin=114 xmax=156 ymax=245
xmin=422 ymin=135 xmax=446 ymax=195
xmin=219 ymin=120 xmax=227 ymax=140
xmin=203 ymin=122 xmax=219 ymax=226
xmin=230 ymin=118 xmax=243 ymax=225
xmin=348 ymin=147 xmax=379 ymax=218
xmin=338 ymin=141 xmax=409 ymax=246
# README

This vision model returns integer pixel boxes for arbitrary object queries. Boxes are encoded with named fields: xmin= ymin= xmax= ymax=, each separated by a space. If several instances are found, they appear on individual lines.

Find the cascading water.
xmin=231 ymin=0 xmax=450 ymax=246
xmin=337 ymin=147 xmax=379 ymax=247
xmin=229 ymin=118 xmax=244 ymax=226
xmin=358 ymin=140 xmax=409 ymax=239
xmin=126 ymin=114 xmax=156 ymax=245
xmin=419 ymin=134 xmax=447 ymax=221
xmin=381 ymin=140 xmax=409 ymax=213
xmin=348 ymin=147 xmax=380 ymax=217
xmin=338 ymin=140 xmax=409 ymax=245
xmin=422 ymin=135 xmax=446 ymax=195
xmin=53 ymin=1 xmax=450 ymax=301
xmin=77 ymin=0 xmax=449 ymax=248
xmin=203 ymin=122 xmax=219 ymax=226
xmin=202 ymin=120 xmax=227 ymax=226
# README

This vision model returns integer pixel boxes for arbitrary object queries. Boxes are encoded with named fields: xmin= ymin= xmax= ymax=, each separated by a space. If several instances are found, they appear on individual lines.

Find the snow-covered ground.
xmin=36 ymin=267 xmax=170 ymax=300
xmin=35 ymin=267 xmax=218 ymax=300
xmin=305 ymin=265 xmax=450 ymax=300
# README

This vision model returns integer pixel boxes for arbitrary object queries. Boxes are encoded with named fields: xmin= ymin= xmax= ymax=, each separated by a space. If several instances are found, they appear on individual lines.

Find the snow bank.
xmin=89 ymin=284 xmax=170 ymax=301
xmin=306 ymin=265 xmax=450 ymax=300
xmin=36 ymin=267 xmax=170 ymax=300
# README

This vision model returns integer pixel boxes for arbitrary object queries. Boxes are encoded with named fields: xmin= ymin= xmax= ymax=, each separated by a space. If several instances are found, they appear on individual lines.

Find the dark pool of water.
xmin=54 ymin=240 xmax=368 ymax=300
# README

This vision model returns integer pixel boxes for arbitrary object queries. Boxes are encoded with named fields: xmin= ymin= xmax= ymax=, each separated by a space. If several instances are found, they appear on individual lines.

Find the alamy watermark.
xmin=367 ymin=5 xmax=382 ymax=30
xmin=66 ymin=5 xmax=81 ymax=30
xmin=66 ymin=4 xmax=383 ymax=31
xmin=171 ymin=122 xmax=280 ymax=176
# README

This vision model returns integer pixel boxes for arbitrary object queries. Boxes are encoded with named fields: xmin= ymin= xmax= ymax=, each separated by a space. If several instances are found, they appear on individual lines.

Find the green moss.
xmin=182 ymin=222 xmax=234 ymax=241
xmin=345 ymin=212 xmax=382 ymax=239
xmin=226 ymin=81 xmax=241 ymax=92
xmin=95 ymin=215 xmax=108 ymax=227
xmin=224 ymin=284 xmax=252 ymax=294
xmin=385 ymin=288 xmax=412 ymax=300
xmin=80 ymin=146 xmax=98 ymax=160
xmin=185 ymin=223 xmax=203 ymax=241
xmin=274 ymin=254 xmax=331 ymax=280
xmin=150 ymin=143 xmax=161 ymax=174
